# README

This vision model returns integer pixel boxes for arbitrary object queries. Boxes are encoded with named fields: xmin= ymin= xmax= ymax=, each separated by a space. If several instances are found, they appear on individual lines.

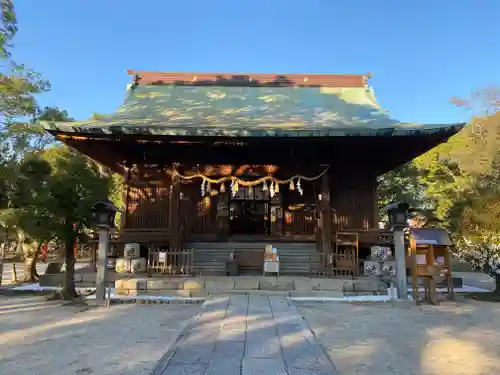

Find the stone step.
xmin=189 ymin=241 xmax=320 ymax=275
xmin=187 ymin=241 xmax=316 ymax=249
xmin=138 ymin=289 xmax=344 ymax=298
xmin=117 ymin=277 xmax=349 ymax=294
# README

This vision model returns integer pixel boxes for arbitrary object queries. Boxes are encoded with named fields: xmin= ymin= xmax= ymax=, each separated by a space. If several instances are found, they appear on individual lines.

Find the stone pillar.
xmin=95 ymin=228 xmax=109 ymax=303
xmin=393 ymin=229 xmax=408 ymax=299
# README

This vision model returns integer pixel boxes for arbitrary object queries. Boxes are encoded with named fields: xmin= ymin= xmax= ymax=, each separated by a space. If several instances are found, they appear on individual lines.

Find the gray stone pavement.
xmin=156 ymin=295 xmax=339 ymax=375
xmin=454 ymin=271 xmax=494 ymax=291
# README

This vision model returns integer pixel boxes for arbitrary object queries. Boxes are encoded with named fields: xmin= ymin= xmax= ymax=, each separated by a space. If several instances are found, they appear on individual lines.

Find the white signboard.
xmin=158 ymin=251 xmax=167 ymax=263
xmin=264 ymin=261 xmax=280 ymax=274
xmin=416 ymin=254 xmax=427 ymax=265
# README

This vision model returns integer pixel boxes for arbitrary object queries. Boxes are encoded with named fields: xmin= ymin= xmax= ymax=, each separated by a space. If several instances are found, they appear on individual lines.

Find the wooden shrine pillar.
xmin=216 ymin=191 xmax=229 ymax=240
xmin=319 ymin=170 xmax=333 ymax=258
xmin=373 ymin=178 xmax=379 ymax=228
xmin=120 ymin=164 xmax=130 ymax=229
xmin=168 ymin=176 xmax=181 ymax=251
xmin=280 ymin=188 xmax=291 ymax=236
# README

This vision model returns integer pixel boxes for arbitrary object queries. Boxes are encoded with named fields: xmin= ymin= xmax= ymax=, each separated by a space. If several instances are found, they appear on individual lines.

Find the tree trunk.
xmin=23 ymin=242 xmax=41 ymax=282
xmin=15 ymin=229 xmax=25 ymax=260
xmin=0 ymin=241 xmax=4 ymax=286
xmin=495 ymin=275 xmax=500 ymax=295
xmin=61 ymin=236 xmax=77 ymax=300
xmin=10 ymin=261 xmax=17 ymax=282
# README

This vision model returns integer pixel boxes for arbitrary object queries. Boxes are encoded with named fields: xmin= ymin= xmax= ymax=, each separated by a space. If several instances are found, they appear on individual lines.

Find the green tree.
xmin=377 ymin=88 xmax=500 ymax=239
xmin=109 ymin=173 xmax=123 ymax=228
xmin=0 ymin=0 xmax=52 ymax=242
xmin=43 ymin=146 xmax=111 ymax=299
xmin=415 ymin=88 xmax=500 ymax=295
xmin=0 ymin=1 xmax=51 ymax=148
xmin=0 ymin=107 xmax=71 ymax=281
xmin=8 ymin=156 xmax=54 ymax=280
xmin=0 ymin=0 xmax=16 ymax=58
xmin=377 ymin=162 xmax=424 ymax=221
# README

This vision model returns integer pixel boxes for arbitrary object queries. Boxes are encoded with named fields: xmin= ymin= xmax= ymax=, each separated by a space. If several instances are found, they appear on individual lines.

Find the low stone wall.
xmin=114 ymin=276 xmax=387 ymax=297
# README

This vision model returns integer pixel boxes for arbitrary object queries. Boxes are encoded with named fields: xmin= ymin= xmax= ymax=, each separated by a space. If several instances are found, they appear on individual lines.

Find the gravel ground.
xmin=0 ymin=296 xmax=201 ymax=375
xmin=299 ymin=300 xmax=500 ymax=375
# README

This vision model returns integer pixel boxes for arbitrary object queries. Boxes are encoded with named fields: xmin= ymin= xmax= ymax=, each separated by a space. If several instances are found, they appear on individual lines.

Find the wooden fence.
xmin=148 ymin=247 xmax=194 ymax=276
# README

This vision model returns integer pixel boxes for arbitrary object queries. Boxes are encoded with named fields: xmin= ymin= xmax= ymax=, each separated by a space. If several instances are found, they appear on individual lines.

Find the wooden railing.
xmin=148 ymin=247 xmax=194 ymax=276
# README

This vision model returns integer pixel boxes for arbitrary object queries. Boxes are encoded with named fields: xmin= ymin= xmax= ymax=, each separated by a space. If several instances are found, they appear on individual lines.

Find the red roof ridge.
xmin=126 ymin=70 xmax=372 ymax=88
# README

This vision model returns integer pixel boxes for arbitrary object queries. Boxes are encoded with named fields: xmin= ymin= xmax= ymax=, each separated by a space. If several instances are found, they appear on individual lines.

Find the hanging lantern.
xmin=248 ymin=185 xmax=253 ymax=195
xmin=270 ymin=182 xmax=275 ymax=198
xmin=289 ymin=180 xmax=295 ymax=191
xmin=220 ymin=183 xmax=226 ymax=193
xmin=275 ymin=182 xmax=279 ymax=194
xmin=262 ymin=181 xmax=268 ymax=191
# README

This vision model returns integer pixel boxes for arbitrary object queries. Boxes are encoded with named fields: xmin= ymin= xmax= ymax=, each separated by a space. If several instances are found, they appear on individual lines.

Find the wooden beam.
xmin=63 ymin=138 xmax=125 ymax=175
xmin=126 ymin=70 xmax=370 ymax=88
xmin=57 ymin=129 xmax=461 ymax=179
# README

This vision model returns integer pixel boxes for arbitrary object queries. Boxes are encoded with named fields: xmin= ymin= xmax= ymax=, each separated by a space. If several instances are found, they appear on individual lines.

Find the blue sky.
xmin=14 ymin=0 xmax=499 ymax=124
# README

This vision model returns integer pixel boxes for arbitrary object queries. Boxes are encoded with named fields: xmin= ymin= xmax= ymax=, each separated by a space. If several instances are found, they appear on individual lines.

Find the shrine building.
xmin=43 ymin=71 xmax=464 ymax=276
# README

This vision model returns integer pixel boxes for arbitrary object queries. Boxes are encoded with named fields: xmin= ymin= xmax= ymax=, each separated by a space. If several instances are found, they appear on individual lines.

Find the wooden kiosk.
xmin=407 ymin=228 xmax=455 ymax=305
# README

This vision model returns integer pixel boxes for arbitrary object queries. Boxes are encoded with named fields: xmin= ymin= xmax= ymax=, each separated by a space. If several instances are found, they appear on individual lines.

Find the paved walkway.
xmin=454 ymin=271 xmax=494 ymax=291
xmin=156 ymin=295 xmax=339 ymax=375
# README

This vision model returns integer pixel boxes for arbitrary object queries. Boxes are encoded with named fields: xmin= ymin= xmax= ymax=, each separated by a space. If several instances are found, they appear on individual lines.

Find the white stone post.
xmin=95 ymin=228 xmax=109 ymax=303
xmin=393 ymin=229 xmax=408 ymax=299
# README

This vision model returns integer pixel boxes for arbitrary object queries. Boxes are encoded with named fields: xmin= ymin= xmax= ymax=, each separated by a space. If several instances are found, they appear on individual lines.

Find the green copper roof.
xmin=42 ymin=85 xmax=464 ymax=137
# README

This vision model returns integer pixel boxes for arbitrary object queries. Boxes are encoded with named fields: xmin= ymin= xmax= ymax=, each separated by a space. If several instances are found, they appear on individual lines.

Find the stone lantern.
xmin=92 ymin=199 xmax=120 ymax=303
xmin=92 ymin=199 xmax=119 ymax=229
xmin=386 ymin=201 xmax=410 ymax=300
xmin=387 ymin=201 xmax=410 ymax=229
